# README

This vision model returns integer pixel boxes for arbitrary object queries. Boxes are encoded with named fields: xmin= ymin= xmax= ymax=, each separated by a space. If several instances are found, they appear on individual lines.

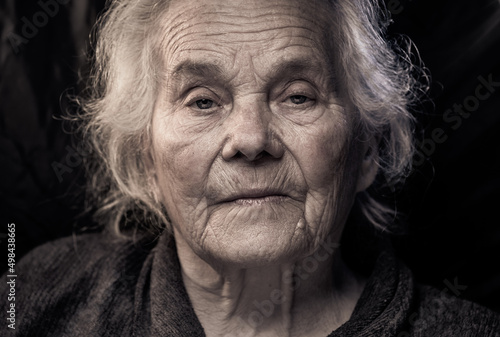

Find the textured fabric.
xmin=1 ymin=232 xmax=499 ymax=336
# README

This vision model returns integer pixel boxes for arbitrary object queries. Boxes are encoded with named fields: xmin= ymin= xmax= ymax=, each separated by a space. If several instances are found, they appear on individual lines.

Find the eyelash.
xmin=283 ymin=90 xmax=316 ymax=108
xmin=289 ymin=94 xmax=311 ymax=102
xmin=280 ymin=79 xmax=316 ymax=104
xmin=184 ymin=85 xmax=316 ymax=112
xmin=186 ymin=91 xmax=221 ymax=112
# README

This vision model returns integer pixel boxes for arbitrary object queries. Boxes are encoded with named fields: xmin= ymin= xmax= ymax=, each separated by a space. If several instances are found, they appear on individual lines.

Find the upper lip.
xmin=220 ymin=188 xmax=290 ymax=203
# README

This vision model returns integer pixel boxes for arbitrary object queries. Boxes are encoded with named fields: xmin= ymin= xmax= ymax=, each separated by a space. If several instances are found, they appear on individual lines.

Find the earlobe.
xmin=356 ymin=137 xmax=379 ymax=192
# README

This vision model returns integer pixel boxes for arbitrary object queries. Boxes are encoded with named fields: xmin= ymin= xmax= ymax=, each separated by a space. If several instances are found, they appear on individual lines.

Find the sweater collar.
xmin=328 ymin=251 xmax=415 ymax=336
xmin=135 ymin=232 xmax=415 ymax=336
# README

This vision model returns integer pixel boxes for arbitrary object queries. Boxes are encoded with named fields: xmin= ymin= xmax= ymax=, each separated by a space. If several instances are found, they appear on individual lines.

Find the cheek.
xmin=151 ymin=112 xmax=220 ymax=237
xmin=285 ymin=112 xmax=359 ymax=242
xmin=152 ymin=113 xmax=217 ymax=196
xmin=292 ymin=118 xmax=352 ymax=190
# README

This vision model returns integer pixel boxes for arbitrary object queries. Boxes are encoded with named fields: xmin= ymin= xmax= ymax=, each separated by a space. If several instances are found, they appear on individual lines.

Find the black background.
xmin=1 ymin=0 xmax=499 ymax=313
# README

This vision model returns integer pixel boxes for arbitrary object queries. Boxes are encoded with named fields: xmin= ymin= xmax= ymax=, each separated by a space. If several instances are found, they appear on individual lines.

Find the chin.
xmin=199 ymin=226 xmax=314 ymax=269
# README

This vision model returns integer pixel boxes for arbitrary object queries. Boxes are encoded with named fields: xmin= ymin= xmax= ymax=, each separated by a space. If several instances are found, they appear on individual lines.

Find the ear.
xmin=355 ymin=136 xmax=379 ymax=193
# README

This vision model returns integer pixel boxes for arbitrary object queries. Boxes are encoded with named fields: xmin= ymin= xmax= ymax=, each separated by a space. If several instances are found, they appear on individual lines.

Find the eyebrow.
xmin=270 ymin=58 xmax=332 ymax=85
xmin=169 ymin=57 xmax=334 ymax=89
xmin=171 ymin=60 xmax=224 ymax=82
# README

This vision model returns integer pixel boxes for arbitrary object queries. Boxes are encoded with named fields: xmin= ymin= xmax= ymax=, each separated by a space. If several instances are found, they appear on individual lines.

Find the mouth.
xmin=221 ymin=189 xmax=290 ymax=206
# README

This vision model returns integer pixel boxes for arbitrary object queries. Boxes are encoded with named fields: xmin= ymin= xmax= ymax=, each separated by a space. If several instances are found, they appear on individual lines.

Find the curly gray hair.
xmin=76 ymin=0 xmax=425 ymax=236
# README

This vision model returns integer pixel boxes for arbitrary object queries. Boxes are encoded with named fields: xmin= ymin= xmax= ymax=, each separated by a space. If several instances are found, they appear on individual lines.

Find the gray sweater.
xmin=2 ymin=232 xmax=499 ymax=336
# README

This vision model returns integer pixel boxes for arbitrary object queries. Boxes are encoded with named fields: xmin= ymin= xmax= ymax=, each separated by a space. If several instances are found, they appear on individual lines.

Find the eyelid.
xmin=281 ymin=80 xmax=317 ymax=101
xmin=185 ymin=87 xmax=222 ymax=106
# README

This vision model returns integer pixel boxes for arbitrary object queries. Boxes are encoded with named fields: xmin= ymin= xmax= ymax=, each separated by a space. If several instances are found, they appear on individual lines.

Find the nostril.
xmin=232 ymin=150 xmax=267 ymax=162
xmin=221 ymin=131 xmax=269 ymax=161
xmin=234 ymin=149 xmax=264 ymax=161
xmin=221 ymin=130 xmax=284 ymax=162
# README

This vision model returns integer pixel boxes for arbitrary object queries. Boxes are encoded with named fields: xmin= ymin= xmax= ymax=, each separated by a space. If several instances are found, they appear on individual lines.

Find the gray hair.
xmin=76 ymin=0 xmax=426 ymax=236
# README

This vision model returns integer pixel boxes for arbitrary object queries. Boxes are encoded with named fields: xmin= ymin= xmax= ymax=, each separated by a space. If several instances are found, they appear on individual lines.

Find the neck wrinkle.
xmin=173 ymin=229 xmax=363 ymax=336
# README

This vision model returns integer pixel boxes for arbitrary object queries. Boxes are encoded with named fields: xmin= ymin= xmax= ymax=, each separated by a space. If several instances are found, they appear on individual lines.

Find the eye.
xmin=195 ymin=98 xmax=214 ymax=109
xmin=289 ymin=95 xmax=309 ymax=105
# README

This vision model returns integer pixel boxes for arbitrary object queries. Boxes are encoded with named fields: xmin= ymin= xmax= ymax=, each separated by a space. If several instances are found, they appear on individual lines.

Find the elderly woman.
xmin=3 ymin=0 xmax=499 ymax=336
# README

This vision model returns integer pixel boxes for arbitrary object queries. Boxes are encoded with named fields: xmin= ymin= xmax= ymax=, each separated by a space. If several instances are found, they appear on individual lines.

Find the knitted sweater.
xmin=2 ymin=232 xmax=499 ymax=336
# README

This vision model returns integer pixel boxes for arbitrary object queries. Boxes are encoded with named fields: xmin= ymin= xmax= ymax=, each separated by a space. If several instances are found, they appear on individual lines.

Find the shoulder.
xmin=1 ymin=232 xmax=158 ymax=336
xmin=19 ymin=232 xmax=153 ymax=275
xmin=12 ymin=232 xmax=155 ymax=290
xmin=407 ymin=283 xmax=500 ymax=336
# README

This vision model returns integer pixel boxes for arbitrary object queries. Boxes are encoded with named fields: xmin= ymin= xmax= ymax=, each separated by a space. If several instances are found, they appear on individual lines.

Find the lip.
xmin=220 ymin=189 xmax=290 ymax=205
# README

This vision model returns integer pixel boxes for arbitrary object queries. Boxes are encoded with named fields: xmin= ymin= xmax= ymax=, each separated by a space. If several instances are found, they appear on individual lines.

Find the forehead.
xmin=159 ymin=0 xmax=335 ymax=77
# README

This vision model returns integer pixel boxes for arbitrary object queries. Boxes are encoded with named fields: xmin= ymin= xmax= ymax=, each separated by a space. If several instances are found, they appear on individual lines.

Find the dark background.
xmin=1 ymin=0 xmax=499 ymax=313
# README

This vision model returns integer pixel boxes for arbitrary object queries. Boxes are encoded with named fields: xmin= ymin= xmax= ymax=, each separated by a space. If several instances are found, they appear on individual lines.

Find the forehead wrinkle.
xmin=179 ymin=0 xmax=332 ymax=24
xmin=165 ymin=22 xmax=320 ymax=48
xmin=158 ymin=0 xmax=338 ymax=91
xmin=168 ymin=1 xmax=327 ymax=21
xmin=167 ymin=28 xmax=328 ymax=65
xmin=159 ymin=0 xmax=333 ymax=48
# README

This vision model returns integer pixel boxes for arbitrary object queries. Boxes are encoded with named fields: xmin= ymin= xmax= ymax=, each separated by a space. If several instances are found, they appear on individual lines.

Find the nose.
xmin=221 ymin=100 xmax=284 ymax=161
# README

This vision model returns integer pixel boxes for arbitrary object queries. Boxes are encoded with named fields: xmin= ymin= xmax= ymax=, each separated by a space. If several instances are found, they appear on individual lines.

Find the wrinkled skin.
xmin=150 ymin=0 xmax=378 ymax=335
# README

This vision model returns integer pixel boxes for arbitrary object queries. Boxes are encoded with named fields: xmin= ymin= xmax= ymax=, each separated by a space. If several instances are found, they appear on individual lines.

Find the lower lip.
xmin=233 ymin=195 xmax=288 ymax=206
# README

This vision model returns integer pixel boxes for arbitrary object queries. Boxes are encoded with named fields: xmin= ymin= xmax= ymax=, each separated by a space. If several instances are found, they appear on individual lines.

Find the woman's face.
xmin=151 ymin=0 xmax=375 ymax=268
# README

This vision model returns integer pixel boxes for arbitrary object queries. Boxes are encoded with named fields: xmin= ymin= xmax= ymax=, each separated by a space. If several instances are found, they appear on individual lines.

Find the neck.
xmin=173 ymin=232 xmax=366 ymax=337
